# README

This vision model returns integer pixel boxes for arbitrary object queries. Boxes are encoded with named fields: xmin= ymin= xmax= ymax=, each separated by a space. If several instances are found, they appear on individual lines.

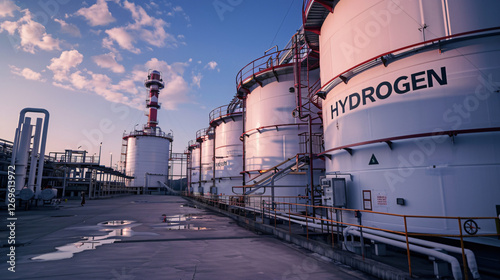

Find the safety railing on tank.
xmin=195 ymin=127 xmax=214 ymax=141
xmin=123 ymin=126 xmax=173 ymax=140
xmin=187 ymin=139 xmax=199 ymax=149
xmin=235 ymin=33 xmax=309 ymax=91
xmin=302 ymin=0 xmax=333 ymax=16
xmin=209 ymin=104 xmax=243 ymax=124
xmin=302 ymin=0 xmax=314 ymax=11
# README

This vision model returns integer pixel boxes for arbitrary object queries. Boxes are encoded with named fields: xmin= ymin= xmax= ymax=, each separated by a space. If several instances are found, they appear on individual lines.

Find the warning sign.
xmin=376 ymin=195 xmax=387 ymax=206
xmin=369 ymin=154 xmax=379 ymax=165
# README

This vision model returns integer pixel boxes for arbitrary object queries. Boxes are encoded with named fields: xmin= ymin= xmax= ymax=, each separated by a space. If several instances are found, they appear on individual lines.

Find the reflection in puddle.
xmin=154 ymin=214 xmax=209 ymax=231
xmin=162 ymin=223 xmax=209 ymax=231
xmin=162 ymin=214 xmax=200 ymax=222
xmin=98 ymin=220 xmax=135 ymax=226
xmin=180 ymin=204 xmax=198 ymax=208
xmin=31 ymin=235 xmax=119 ymax=261
xmin=32 ymin=220 xmax=157 ymax=261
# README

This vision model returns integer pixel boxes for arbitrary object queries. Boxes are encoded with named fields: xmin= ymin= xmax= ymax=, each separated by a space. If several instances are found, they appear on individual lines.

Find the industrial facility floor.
xmin=0 ymin=195 xmax=376 ymax=280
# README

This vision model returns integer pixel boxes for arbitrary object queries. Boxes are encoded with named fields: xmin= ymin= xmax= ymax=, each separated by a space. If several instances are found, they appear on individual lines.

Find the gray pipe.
xmin=14 ymin=108 xmax=50 ymax=195
xmin=361 ymin=227 xmax=479 ymax=279
xmin=28 ymin=118 xmax=42 ymax=193
xmin=344 ymin=226 xmax=463 ymax=280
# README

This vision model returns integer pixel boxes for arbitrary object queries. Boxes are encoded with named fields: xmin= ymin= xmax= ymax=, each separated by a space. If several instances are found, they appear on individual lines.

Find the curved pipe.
xmin=344 ymin=226 xmax=463 ymax=280
xmin=11 ymin=108 xmax=50 ymax=197
xmin=361 ymin=228 xmax=479 ymax=279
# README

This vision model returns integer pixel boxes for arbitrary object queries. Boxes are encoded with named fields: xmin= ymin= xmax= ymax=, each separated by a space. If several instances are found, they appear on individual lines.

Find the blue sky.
xmin=0 ymin=0 xmax=303 ymax=168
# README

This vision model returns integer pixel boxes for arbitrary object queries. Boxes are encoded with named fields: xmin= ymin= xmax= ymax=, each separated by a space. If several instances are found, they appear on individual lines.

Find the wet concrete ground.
xmin=0 ymin=195 xmax=375 ymax=279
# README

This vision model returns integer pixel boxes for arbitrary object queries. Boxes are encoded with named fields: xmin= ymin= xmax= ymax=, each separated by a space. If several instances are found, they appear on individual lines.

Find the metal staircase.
xmin=120 ymin=137 xmax=128 ymax=171
xmin=232 ymin=155 xmax=309 ymax=195
xmin=245 ymin=156 xmax=309 ymax=195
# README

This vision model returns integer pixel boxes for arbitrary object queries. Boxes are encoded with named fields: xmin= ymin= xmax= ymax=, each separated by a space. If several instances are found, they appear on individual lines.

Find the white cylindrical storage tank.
xmin=197 ymin=128 xmax=214 ymax=196
xmin=209 ymin=100 xmax=244 ymax=196
xmin=236 ymin=41 xmax=323 ymax=202
xmin=305 ymin=0 xmax=500 ymax=234
xmin=125 ymin=134 xmax=171 ymax=189
xmin=188 ymin=140 xmax=201 ymax=196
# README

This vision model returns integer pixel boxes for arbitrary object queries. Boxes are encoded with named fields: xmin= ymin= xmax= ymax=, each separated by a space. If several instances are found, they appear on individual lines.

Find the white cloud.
xmin=48 ymin=57 xmax=191 ymax=111
xmin=105 ymin=27 xmax=140 ymax=54
xmin=69 ymin=71 xmax=89 ymax=90
xmin=205 ymin=61 xmax=219 ymax=71
xmin=47 ymin=50 xmax=84 ymax=82
xmin=103 ymin=1 xmax=182 ymax=53
xmin=123 ymin=1 xmax=153 ymax=27
xmin=61 ymin=69 xmax=143 ymax=110
xmin=76 ymin=0 xmax=115 ymax=26
xmin=0 ymin=0 xmax=19 ymax=18
xmin=19 ymin=19 xmax=60 ymax=53
xmin=52 ymin=81 xmax=75 ymax=91
xmin=101 ymin=36 xmax=117 ymax=52
xmin=192 ymin=73 xmax=202 ymax=88
xmin=54 ymin=18 xmax=81 ymax=37
xmin=0 ymin=9 xmax=61 ymax=53
xmin=9 ymin=65 xmax=45 ymax=82
xmin=139 ymin=20 xmax=176 ymax=48
xmin=92 ymin=52 xmax=125 ymax=73
xmin=0 ymin=19 xmax=18 ymax=34
xmin=50 ymin=66 xmax=143 ymax=110
xmin=167 ymin=5 xmax=190 ymax=24
xmin=111 ymin=79 xmax=139 ymax=95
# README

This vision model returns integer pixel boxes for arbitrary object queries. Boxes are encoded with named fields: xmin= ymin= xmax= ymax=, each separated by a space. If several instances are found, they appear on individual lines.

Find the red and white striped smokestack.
xmin=144 ymin=70 xmax=165 ymax=130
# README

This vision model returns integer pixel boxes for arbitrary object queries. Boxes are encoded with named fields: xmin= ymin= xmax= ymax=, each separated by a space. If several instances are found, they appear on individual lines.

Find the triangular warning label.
xmin=369 ymin=154 xmax=379 ymax=165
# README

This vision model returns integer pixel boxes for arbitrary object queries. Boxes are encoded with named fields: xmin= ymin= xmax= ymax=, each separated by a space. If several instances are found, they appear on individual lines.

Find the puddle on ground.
xmin=98 ymin=220 xmax=135 ymax=227
xmin=180 ymin=203 xmax=198 ymax=208
xmin=161 ymin=214 xmax=201 ymax=222
xmin=152 ymin=214 xmax=209 ymax=230
xmin=31 ymin=235 xmax=119 ymax=261
xmin=31 ymin=220 xmax=157 ymax=261
xmin=156 ymin=223 xmax=209 ymax=231
xmin=131 ymin=200 xmax=149 ymax=204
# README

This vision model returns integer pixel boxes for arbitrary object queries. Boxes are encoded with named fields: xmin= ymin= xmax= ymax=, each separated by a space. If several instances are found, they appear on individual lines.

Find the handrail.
xmin=246 ymin=161 xmax=309 ymax=196
xmin=241 ymin=156 xmax=296 ymax=184
xmin=315 ymin=26 xmax=500 ymax=98
xmin=209 ymin=104 xmax=243 ymax=124
xmin=195 ymin=127 xmax=214 ymax=140
xmin=233 ymin=154 xmax=310 ymax=197
xmin=183 ymin=193 xmax=499 ymax=279
xmin=0 ymin=138 xmax=14 ymax=144
xmin=123 ymin=127 xmax=173 ymax=140
xmin=236 ymin=32 xmax=309 ymax=92
xmin=187 ymin=139 xmax=197 ymax=147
